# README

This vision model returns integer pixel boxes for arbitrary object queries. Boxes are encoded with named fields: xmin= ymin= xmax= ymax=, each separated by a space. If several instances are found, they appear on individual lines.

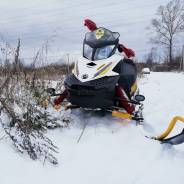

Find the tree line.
xmin=144 ymin=0 xmax=184 ymax=71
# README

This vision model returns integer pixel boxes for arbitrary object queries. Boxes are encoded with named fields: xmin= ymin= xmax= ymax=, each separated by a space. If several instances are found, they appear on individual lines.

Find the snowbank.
xmin=0 ymin=72 xmax=184 ymax=184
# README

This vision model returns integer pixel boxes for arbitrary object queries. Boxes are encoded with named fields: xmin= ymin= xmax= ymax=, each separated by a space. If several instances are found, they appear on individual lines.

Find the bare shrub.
xmin=0 ymin=39 xmax=72 ymax=165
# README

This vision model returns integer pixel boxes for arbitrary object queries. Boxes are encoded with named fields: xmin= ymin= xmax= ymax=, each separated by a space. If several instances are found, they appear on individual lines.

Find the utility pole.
xmin=45 ymin=42 xmax=48 ymax=65
xmin=5 ymin=42 xmax=7 ymax=62
xmin=182 ymin=45 xmax=184 ymax=71
xmin=66 ymin=53 xmax=70 ymax=75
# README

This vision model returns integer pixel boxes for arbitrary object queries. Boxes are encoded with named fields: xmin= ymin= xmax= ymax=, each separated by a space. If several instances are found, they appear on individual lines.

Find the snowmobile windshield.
xmin=83 ymin=44 xmax=93 ymax=60
xmin=94 ymin=45 xmax=114 ymax=60
xmin=83 ymin=27 xmax=120 ymax=60
xmin=84 ymin=44 xmax=116 ymax=60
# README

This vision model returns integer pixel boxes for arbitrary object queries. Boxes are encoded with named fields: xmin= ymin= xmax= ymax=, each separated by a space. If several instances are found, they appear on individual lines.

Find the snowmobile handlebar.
xmin=46 ymin=88 xmax=63 ymax=96
xmin=115 ymin=94 xmax=145 ymax=105
xmin=50 ymin=93 xmax=63 ymax=97
xmin=115 ymin=97 xmax=140 ymax=105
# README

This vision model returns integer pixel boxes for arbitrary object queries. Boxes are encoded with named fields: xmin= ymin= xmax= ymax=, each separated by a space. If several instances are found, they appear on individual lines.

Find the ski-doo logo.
xmin=95 ymin=28 xmax=105 ymax=39
xmin=82 ymin=74 xmax=88 ymax=79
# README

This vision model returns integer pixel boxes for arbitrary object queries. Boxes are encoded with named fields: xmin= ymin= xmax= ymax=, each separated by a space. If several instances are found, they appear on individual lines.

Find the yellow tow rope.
xmin=155 ymin=116 xmax=184 ymax=141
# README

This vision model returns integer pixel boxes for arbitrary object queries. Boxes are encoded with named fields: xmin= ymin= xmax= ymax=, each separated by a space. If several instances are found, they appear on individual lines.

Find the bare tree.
xmin=145 ymin=47 xmax=158 ymax=68
xmin=150 ymin=0 xmax=184 ymax=64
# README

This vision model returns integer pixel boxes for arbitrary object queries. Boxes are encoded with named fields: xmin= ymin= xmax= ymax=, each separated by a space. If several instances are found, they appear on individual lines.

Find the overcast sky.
xmin=0 ymin=0 xmax=173 ymax=62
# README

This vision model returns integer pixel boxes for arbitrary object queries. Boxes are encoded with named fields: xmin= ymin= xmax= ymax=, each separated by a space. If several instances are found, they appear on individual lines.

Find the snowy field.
xmin=0 ymin=72 xmax=184 ymax=184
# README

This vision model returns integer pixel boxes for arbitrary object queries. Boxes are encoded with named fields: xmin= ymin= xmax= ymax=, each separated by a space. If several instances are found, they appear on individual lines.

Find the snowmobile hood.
xmin=73 ymin=54 xmax=122 ymax=83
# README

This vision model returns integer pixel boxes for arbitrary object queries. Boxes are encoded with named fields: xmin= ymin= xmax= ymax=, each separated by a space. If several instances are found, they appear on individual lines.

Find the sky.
xmin=0 ymin=0 xmax=173 ymax=63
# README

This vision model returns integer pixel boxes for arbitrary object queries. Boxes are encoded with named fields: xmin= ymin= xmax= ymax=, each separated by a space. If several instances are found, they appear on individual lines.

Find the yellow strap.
xmin=156 ymin=116 xmax=184 ymax=140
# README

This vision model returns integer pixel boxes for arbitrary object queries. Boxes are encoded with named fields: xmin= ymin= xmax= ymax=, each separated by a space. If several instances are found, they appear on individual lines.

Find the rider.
xmin=54 ymin=19 xmax=135 ymax=114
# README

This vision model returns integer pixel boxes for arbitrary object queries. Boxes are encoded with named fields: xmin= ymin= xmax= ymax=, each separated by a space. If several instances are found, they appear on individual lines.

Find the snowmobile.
xmin=47 ymin=26 xmax=145 ymax=122
xmin=65 ymin=28 xmax=141 ymax=109
xmin=45 ymin=22 xmax=184 ymax=146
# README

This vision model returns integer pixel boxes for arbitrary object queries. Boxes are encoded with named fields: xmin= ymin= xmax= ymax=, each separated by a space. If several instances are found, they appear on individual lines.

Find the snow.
xmin=1 ymin=72 xmax=184 ymax=184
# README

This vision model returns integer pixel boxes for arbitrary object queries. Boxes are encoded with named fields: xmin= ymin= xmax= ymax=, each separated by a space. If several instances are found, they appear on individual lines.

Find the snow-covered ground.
xmin=0 ymin=72 xmax=184 ymax=184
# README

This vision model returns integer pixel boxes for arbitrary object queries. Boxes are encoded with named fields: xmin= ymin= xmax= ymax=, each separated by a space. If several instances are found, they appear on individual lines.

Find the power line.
xmin=0 ymin=1 xmax=166 ymax=42
xmin=0 ymin=0 xmax=165 ymax=25
xmin=0 ymin=0 xmax=173 ymax=59
xmin=1 ymin=17 xmax=152 ymax=42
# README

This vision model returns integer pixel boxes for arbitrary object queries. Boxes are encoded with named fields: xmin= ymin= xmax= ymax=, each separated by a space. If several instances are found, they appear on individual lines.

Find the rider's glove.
xmin=84 ymin=19 xmax=97 ymax=31
xmin=118 ymin=44 xmax=135 ymax=58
